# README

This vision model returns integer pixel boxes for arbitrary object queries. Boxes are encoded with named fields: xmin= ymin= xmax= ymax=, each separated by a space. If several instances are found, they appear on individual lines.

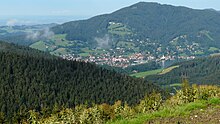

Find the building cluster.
xmin=62 ymin=47 xmax=196 ymax=68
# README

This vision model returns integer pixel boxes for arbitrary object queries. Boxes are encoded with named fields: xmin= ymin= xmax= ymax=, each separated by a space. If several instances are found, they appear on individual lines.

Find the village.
xmin=62 ymin=47 xmax=196 ymax=68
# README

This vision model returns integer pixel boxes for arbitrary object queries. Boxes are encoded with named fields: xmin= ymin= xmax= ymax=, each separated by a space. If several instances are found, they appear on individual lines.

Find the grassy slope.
xmin=131 ymin=65 xmax=179 ymax=78
xmin=107 ymin=23 xmax=132 ymax=36
xmin=30 ymin=40 xmax=48 ymax=51
xmin=159 ymin=65 xmax=179 ymax=75
xmin=30 ymin=34 xmax=76 ymax=56
xmin=50 ymin=48 xmax=68 ymax=56
xmin=130 ymin=69 xmax=163 ymax=78
xmin=108 ymin=98 xmax=220 ymax=124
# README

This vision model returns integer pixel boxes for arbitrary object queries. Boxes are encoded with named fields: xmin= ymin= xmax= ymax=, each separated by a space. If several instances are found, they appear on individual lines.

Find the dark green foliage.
xmin=101 ymin=61 xmax=161 ymax=74
xmin=0 ymin=112 xmax=6 ymax=124
xmin=0 ymin=41 xmax=53 ymax=58
xmin=0 ymin=42 xmax=165 ymax=121
xmin=146 ymin=55 xmax=220 ymax=85
xmin=125 ymin=62 xmax=161 ymax=74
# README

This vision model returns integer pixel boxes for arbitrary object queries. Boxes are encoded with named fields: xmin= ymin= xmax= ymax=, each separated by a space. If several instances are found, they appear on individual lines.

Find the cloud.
xmin=26 ymin=28 xmax=54 ymax=40
xmin=41 ymin=28 xmax=55 ymax=39
xmin=6 ymin=19 xmax=34 ymax=26
xmin=95 ymin=34 xmax=112 ymax=49
xmin=6 ymin=19 xmax=18 ymax=26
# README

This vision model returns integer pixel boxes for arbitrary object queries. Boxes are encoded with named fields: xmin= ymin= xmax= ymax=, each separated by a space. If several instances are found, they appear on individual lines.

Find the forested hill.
xmin=52 ymin=2 xmax=220 ymax=47
xmin=145 ymin=55 xmax=220 ymax=85
xmin=0 ymin=42 xmax=164 ymax=121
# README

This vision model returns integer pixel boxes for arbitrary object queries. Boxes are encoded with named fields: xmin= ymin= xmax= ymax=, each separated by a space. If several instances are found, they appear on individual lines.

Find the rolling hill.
xmin=52 ymin=2 xmax=220 ymax=49
xmin=0 ymin=41 xmax=165 ymax=122
xmin=145 ymin=55 xmax=220 ymax=86
xmin=32 ymin=2 xmax=220 ymax=69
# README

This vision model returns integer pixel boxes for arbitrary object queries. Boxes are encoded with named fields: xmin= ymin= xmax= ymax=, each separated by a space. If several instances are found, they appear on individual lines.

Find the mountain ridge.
xmin=52 ymin=2 xmax=220 ymax=44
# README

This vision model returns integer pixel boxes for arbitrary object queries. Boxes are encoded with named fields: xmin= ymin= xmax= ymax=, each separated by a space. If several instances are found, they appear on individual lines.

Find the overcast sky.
xmin=0 ymin=0 xmax=219 ymax=25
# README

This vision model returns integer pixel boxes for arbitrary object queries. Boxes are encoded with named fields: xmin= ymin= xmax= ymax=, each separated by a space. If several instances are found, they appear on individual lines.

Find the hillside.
xmin=145 ymin=55 xmax=220 ymax=86
xmin=15 ymin=80 xmax=220 ymax=124
xmin=51 ymin=2 xmax=220 ymax=52
xmin=0 ymin=41 xmax=53 ymax=58
xmin=52 ymin=2 xmax=220 ymax=47
xmin=0 ymin=42 xmax=165 ymax=122
xmin=26 ymin=2 xmax=220 ymax=68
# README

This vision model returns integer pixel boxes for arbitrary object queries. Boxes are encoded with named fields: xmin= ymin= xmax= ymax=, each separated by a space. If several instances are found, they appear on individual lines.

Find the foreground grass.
xmin=107 ymin=98 xmax=220 ymax=124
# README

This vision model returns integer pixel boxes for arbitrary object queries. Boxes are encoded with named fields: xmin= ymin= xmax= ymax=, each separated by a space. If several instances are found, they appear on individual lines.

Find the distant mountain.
xmin=0 ymin=41 xmax=165 ymax=121
xmin=145 ymin=54 xmax=220 ymax=86
xmin=52 ymin=2 xmax=220 ymax=48
xmin=0 ymin=23 xmax=57 ymax=46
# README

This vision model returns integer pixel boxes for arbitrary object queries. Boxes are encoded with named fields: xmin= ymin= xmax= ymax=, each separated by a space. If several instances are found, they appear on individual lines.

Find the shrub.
xmin=79 ymin=105 xmax=103 ymax=124
xmin=119 ymin=103 xmax=136 ymax=119
xmin=137 ymin=91 xmax=162 ymax=113
xmin=169 ymin=79 xmax=220 ymax=105
xmin=99 ymin=103 xmax=115 ymax=120
xmin=113 ymin=101 xmax=123 ymax=119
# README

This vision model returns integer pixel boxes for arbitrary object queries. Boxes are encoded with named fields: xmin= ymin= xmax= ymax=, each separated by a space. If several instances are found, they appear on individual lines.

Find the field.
xmin=194 ymin=51 xmax=204 ymax=55
xmin=108 ymin=22 xmax=132 ymax=36
xmin=209 ymin=47 xmax=219 ymax=52
xmin=131 ymin=65 xmax=179 ymax=78
xmin=30 ymin=34 xmax=77 ymax=56
xmin=130 ymin=69 xmax=163 ymax=78
xmin=79 ymin=52 xmax=90 ymax=57
xmin=30 ymin=41 xmax=49 ymax=51
xmin=159 ymin=65 xmax=179 ymax=75
xmin=117 ymin=41 xmax=135 ymax=49
xmin=50 ymin=48 xmax=69 ymax=56
xmin=51 ymin=34 xmax=71 ymax=46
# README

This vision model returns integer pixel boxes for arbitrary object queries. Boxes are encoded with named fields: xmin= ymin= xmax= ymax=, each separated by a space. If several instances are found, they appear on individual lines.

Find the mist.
xmin=26 ymin=28 xmax=54 ymax=40
xmin=6 ymin=19 xmax=18 ymax=26
xmin=95 ymin=35 xmax=112 ymax=49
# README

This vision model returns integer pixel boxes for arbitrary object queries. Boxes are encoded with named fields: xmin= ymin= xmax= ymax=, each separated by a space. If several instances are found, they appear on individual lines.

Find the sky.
xmin=0 ymin=0 xmax=220 ymax=25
